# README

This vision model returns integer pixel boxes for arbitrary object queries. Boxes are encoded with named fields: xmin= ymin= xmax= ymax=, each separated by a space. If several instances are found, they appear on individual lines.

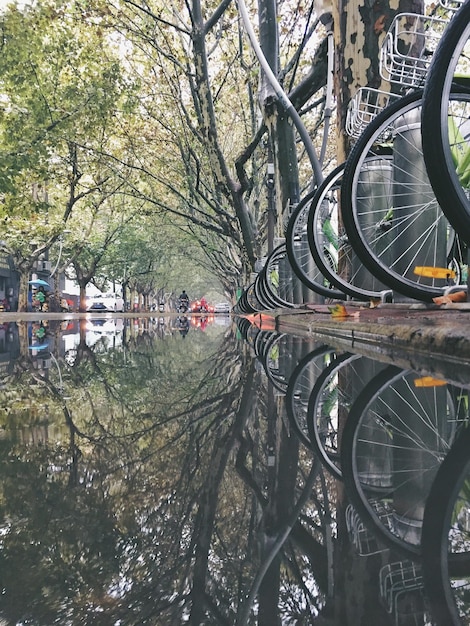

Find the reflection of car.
xmin=85 ymin=318 xmax=124 ymax=347
xmin=213 ymin=302 xmax=231 ymax=313
xmin=87 ymin=293 xmax=125 ymax=312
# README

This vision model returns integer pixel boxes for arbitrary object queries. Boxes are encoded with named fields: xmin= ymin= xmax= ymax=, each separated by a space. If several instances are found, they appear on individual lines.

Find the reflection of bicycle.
xmin=341 ymin=364 xmax=468 ymax=560
xmin=422 ymin=424 xmax=470 ymax=625
xmin=285 ymin=346 xmax=336 ymax=448
xmin=306 ymin=353 xmax=386 ymax=480
xmin=421 ymin=0 xmax=470 ymax=246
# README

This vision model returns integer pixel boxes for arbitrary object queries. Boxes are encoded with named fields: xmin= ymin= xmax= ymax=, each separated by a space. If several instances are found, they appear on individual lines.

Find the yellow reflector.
xmin=414 ymin=266 xmax=456 ymax=279
xmin=414 ymin=376 xmax=447 ymax=388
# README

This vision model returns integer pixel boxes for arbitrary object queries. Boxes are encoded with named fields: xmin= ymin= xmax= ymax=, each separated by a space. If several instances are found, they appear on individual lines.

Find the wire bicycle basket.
xmin=379 ymin=13 xmax=449 ymax=90
xmin=346 ymin=87 xmax=400 ymax=139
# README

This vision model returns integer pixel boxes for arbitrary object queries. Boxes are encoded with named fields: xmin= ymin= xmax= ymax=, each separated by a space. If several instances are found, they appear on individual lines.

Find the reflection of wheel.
xmin=307 ymin=353 xmax=384 ymax=480
xmin=257 ymin=332 xmax=290 ymax=394
xmin=341 ymin=89 xmax=467 ymax=302
xmin=341 ymin=365 xmax=467 ymax=559
xmin=422 ymin=423 xmax=470 ymax=626
xmin=307 ymin=163 xmax=388 ymax=301
xmin=285 ymin=346 xmax=335 ymax=448
xmin=421 ymin=0 xmax=470 ymax=245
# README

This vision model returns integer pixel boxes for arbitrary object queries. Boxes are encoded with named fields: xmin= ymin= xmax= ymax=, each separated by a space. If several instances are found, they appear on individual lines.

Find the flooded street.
xmin=0 ymin=314 xmax=469 ymax=625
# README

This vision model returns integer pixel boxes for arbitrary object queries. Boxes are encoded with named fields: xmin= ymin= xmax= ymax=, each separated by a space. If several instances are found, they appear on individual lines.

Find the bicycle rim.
xmin=422 ymin=2 xmax=470 ymax=245
xmin=307 ymin=162 xmax=390 ymax=301
xmin=342 ymin=90 xmax=459 ymax=302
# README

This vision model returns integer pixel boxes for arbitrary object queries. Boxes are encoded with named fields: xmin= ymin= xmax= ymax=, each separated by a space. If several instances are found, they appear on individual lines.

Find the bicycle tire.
xmin=254 ymin=271 xmax=282 ymax=310
xmin=307 ymin=162 xmax=390 ymax=301
xmin=285 ymin=346 xmax=336 ymax=449
xmin=341 ymin=89 xmax=462 ymax=302
xmin=306 ymin=353 xmax=362 ymax=480
xmin=285 ymin=192 xmax=347 ymax=300
xmin=421 ymin=0 xmax=470 ymax=245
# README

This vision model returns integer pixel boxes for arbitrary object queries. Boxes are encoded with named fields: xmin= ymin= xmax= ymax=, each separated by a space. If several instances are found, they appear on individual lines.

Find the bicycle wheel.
xmin=285 ymin=346 xmax=336 ymax=448
xmin=422 ymin=424 xmax=470 ymax=626
xmin=341 ymin=364 xmax=468 ymax=559
xmin=260 ymin=333 xmax=291 ymax=394
xmin=341 ymin=89 xmax=465 ymax=302
xmin=422 ymin=0 xmax=470 ymax=245
xmin=253 ymin=271 xmax=282 ymax=310
xmin=261 ymin=243 xmax=329 ymax=308
xmin=307 ymin=162 xmax=391 ymax=301
xmin=285 ymin=192 xmax=347 ymax=300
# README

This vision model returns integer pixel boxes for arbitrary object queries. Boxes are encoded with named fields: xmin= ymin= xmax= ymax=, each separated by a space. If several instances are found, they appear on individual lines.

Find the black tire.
xmin=285 ymin=192 xmax=347 ymax=300
xmin=421 ymin=423 xmax=470 ymax=625
xmin=421 ymin=0 xmax=470 ymax=246
xmin=260 ymin=243 xmax=320 ymax=309
xmin=307 ymin=353 xmax=367 ymax=480
xmin=307 ymin=162 xmax=389 ymax=301
xmin=285 ymin=346 xmax=335 ymax=448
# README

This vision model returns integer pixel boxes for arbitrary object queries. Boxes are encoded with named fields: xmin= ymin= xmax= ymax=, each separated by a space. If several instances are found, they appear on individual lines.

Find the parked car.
xmin=191 ymin=299 xmax=213 ymax=313
xmin=213 ymin=301 xmax=231 ymax=313
xmin=60 ymin=298 xmax=71 ymax=312
xmin=86 ymin=293 xmax=125 ymax=312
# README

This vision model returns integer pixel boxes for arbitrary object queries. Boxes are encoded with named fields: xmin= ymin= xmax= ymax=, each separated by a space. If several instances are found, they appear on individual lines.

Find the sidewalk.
xmin=242 ymin=301 xmax=470 ymax=387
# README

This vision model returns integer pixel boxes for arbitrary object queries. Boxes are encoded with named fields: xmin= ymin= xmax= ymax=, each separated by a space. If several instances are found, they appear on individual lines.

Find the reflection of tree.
xmin=0 ymin=322 xmax=342 ymax=624
xmin=0 ymin=323 xmax=254 ymax=622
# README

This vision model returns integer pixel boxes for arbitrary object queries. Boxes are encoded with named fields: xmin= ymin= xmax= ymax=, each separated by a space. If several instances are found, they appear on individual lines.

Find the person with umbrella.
xmin=28 ymin=279 xmax=50 ymax=312
xmin=35 ymin=286 xmax=47 ymax=311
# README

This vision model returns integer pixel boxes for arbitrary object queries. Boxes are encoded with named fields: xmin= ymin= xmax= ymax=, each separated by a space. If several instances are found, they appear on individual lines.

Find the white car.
xmin=86 ymin=293 xmax=125 ymax=312
xmin=213 ymin=301 xmax=231 ymax=313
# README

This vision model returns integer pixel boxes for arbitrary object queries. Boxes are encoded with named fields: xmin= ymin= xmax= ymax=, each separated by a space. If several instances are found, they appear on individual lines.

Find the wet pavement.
xmin=0 ymin=311 xmax=469 ymax=625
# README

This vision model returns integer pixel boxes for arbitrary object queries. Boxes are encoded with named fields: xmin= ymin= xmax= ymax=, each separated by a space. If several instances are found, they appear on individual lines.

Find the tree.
xmin=333 ymin=0 xmax=424 ymax=162
xmin=0 ymin=0 xmax=137 ymax=308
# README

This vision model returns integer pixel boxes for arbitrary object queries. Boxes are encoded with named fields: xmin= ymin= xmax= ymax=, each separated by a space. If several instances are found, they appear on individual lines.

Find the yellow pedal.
xmin=414 ymin=266 xmax=456 ymax=279
xmin=414 ymin=376 xmax=447 ymax=388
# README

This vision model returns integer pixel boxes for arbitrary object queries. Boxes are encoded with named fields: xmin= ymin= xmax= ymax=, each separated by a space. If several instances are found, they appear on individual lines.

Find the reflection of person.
xmin=32 ymin=321 xmax=48 ymax=342
xmin=178 ymin=315 xmax=190 ymax=338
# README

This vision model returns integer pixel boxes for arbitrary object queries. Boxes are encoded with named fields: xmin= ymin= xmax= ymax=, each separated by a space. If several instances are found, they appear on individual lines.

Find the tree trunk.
xmin=333 ymin=0 xmax=424 ymax=162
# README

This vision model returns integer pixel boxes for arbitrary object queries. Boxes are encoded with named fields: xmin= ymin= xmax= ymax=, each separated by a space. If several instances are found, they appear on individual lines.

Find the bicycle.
xmin=421 ymin=0 xmax=470 ymax=246
xmin=421 ymin=423 xmax=470 ymax=625
xmin=285 ymin=196 xmax=347 ymax=301
xmin=341 ymin=87 xmax=469 ymax=301
xmin=306 ymin=162 xmax=392 ymax=301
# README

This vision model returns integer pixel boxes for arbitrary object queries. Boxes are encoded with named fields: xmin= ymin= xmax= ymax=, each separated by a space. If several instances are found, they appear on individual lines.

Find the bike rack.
xmin=380 ymin=13 xmax=449 ymax=90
